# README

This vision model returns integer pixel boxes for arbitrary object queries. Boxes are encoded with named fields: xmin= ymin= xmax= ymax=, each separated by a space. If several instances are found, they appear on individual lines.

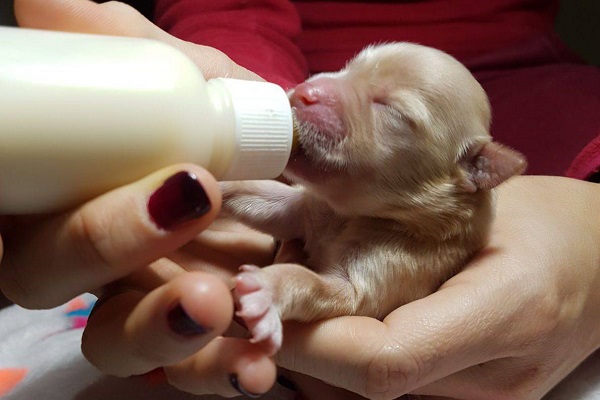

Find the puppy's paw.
xmin=234 ymin=265 xmax=282 ymax=355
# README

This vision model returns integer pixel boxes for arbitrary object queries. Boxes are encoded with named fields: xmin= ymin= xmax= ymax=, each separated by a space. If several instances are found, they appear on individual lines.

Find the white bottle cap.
xmin=214 ymin=78 xmax=293 ymax=181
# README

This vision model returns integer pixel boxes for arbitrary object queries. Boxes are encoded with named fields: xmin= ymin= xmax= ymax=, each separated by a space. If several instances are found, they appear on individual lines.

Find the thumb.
xmin=13 ymin=0 xmax=262 ymax=81
xmin=0 ymin=165 xmax=222 ymax=309
xmin=276 ymin=260 xmax=521 ymax=399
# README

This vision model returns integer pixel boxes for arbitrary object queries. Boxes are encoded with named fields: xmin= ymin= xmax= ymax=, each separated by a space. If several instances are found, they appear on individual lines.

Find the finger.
xmin=277 ymin=317 xmax=436 ymax=400
xmin=82 ymin=272 xmax=232 ymax=376
xmin=14 ymin=0 xmax=262 ymax=81
xmin=277 ymin=253 xmax=529 ymax=399
xmin=14 ymin=0 xmax=157 ymax=38
xmin=171 ymin=218 xmax=278 ymax=282
xmin=0 ymin=165 xmax=221 ymax=308
xmin=166 ymin=337 xmax=276 ymax=398
xmin=122 ymin=218 xmax=277 ymax=293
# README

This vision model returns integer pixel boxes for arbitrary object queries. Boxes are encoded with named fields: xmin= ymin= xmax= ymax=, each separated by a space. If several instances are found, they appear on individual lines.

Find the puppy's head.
xmin=287 ymin=43 xmax=526 ymax=221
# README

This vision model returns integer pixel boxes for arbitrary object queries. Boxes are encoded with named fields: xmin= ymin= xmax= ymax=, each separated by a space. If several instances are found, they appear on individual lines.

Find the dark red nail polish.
xmin=167 ymin=303 xmax=209 ymax=337
xmin=148 ymin=171 xmax=211 ymax=230
xmin=230 ymin=374 xmax=262 ymax=398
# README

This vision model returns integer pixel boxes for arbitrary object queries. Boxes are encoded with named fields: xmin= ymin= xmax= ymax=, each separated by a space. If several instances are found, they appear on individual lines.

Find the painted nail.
xmin=148 ymin=171 xmax=211 ymax=230
xmin=229 ymin=374 xmax=263 ymax=398
xmin=167 ymin=303 xmax=209 ymax=337
xmin=276 ymin=375 xmax=297 ymax=392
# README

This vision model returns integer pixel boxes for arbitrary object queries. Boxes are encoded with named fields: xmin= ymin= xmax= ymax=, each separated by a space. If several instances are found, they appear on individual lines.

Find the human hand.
xmin=0 ymin=0 xmax=279 ymax=396
xmin=2 ymin=0 xmax=267 ymax=307
xmin=0 ymin=166 xmax=279 ymax=397
xmin=275 ymin=176 xmax=600 ymax=400
xmin=13 ymin=0 xmax=263 ymax=82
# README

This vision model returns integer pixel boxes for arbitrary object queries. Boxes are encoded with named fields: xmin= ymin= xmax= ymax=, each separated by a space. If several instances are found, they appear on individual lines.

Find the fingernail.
xmin=276 ymin=375 xmax=297 ymax=392
xmin=148 ymin=171 xmax=211 ymax=230
xmin=229 ymin=374 xmax=263 ymax=398
xmin=167 ymin=303 xmax=209 ymax=337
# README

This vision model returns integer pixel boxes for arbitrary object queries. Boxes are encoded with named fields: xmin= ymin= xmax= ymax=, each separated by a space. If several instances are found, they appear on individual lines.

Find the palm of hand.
xmin=275 ymin=176 xmax=600 ymax=399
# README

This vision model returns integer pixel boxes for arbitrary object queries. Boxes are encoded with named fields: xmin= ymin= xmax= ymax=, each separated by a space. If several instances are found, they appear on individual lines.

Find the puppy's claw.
xmin=236 ymin=290 xmax=272 ymax=318
xmin=239 ymin=264 xmax=261 ymax=273
xmin=235 ymin=270 xmax=262 ymax=294
xmin=233 ymin=268 xmax=284 ymax=354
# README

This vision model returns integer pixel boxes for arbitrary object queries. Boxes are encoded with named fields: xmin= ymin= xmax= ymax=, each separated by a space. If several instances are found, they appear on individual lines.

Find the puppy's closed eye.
xmin=224 ymin=42 xmax=527 ymax=356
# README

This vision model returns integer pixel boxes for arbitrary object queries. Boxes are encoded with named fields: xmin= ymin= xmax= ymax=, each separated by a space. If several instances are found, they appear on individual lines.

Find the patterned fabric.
xmin=0 ymin=295 xmax=294 ymax=399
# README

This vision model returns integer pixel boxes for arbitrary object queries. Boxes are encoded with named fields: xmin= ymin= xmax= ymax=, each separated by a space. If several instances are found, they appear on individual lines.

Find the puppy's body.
xmin=222 ymin=43 xmax=526 ymax=354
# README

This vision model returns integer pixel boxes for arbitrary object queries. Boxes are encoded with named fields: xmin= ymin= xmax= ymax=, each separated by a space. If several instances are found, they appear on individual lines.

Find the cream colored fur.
xmin=221 ymin=43 xmax=526 ymax=354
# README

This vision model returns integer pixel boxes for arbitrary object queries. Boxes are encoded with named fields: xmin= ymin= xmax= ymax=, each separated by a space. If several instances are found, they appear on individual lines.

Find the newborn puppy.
xmin=221 ymin=43 xmax=526 ymax=354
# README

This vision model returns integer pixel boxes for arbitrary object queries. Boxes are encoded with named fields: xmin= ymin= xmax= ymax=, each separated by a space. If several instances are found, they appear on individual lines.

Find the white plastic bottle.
xmin=0 ymin=26 xmax=294 ymax=214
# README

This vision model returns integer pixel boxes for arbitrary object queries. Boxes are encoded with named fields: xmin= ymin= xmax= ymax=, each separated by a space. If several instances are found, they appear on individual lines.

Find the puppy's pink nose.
xmin=289 ymin=78 xmax=346 ymax=141
xmin=290 ymin=82 xmax=321 ymax=107
xmin=290 ymin=77 xmax=341 ymax=108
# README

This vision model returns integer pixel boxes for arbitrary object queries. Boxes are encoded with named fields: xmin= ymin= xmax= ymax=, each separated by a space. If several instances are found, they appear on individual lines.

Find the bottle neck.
xmin=204 ymin=78 xmax=295 ymax=181
xmin=205 ymin=79 xmax=237 ymax=179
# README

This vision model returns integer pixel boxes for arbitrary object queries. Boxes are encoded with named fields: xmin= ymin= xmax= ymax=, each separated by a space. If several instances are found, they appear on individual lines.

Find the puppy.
xmin=221 ymin=43 xmax=526 ymax=354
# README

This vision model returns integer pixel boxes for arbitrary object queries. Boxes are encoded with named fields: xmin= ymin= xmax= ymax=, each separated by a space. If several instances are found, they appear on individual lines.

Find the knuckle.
xmin=535 ymin=303 xmax=562 ymax=342
xmin=69 ymin=210 xmax=118 ymax=276
xmin=101 ymin=1 xmax=139 ymax=18
xmin=127 ymin=338 xmax=170 ymax=370
xmin=364 ymin=340 xmax=424 ymax=400
xmin=514 ymin=283 xmax=563 ymax=349
xmin=127 ymin=323 xmax=196 ymax=373
xmin=198 ymin=47 xmax=234 ymax=79
xmin=533 ymin=284 xmax=563 ymax=330
xmin=100 ymin=1 xmax=151 ymax=37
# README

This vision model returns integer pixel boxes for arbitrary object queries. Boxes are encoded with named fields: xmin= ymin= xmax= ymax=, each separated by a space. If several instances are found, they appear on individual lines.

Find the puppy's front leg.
xmin=233 ymin=263 xmax=357 ymax=355
xmin=220 ymin=181 xmax=305 ymax=240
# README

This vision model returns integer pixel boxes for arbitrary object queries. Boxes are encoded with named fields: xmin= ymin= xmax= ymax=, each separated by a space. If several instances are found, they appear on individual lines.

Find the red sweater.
xmin=154 ymin=0 xmax=600 ymax=179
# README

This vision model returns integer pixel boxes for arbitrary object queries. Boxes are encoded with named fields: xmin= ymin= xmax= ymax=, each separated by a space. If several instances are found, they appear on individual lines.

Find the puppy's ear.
xmin=459 ymin=141 xmax=527 ymax=192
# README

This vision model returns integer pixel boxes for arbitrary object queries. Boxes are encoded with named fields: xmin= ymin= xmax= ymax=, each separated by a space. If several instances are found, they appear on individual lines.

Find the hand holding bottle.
xmin=1 ymin=0 xmax=279 ymax=396
xmin=0 ymin=26 xmax=293 ymax=213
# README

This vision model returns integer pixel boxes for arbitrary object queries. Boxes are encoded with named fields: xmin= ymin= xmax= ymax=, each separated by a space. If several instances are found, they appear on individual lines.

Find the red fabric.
xmin=153 ymin=0 xmax=600 ymax=178
xmin=154 ymin=0 xmax=307 ymax=88
xmin=470 ymin=35 xmax=600 ymax=176
xmin=567 ymin=135 xmax=600 ymax=181
xmin=294 ymin=0 xmax=559 ymax=75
